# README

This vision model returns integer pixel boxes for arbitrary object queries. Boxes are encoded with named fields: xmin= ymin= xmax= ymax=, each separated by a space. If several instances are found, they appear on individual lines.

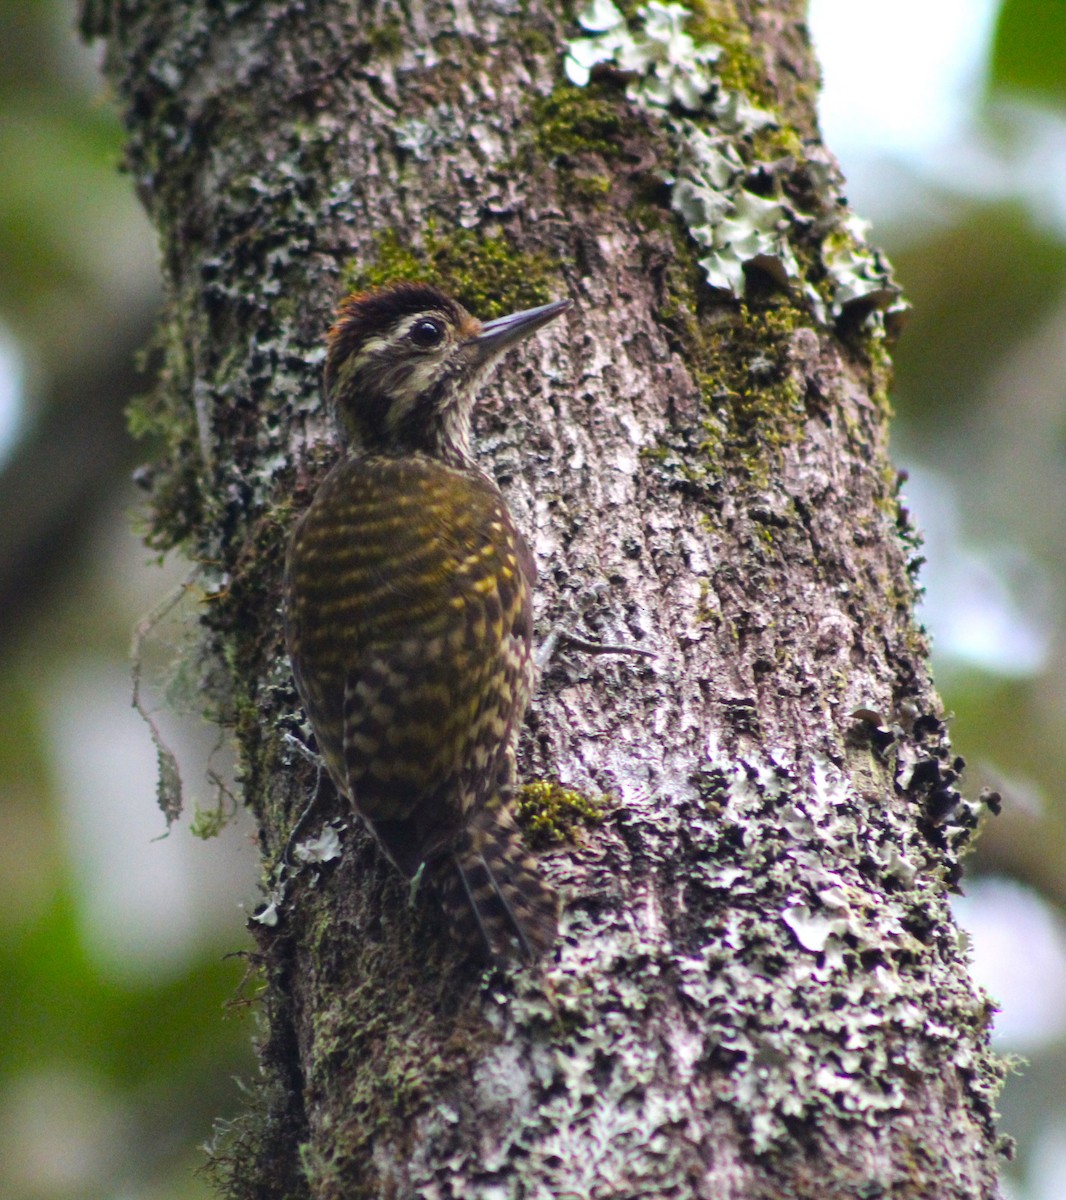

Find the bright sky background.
xmin=809 ymin=0 xmax=1000 ymax=160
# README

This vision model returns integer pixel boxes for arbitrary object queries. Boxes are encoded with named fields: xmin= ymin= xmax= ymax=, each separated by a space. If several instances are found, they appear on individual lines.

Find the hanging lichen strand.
xmin=565 ymin=0 xmax=906 ymax=328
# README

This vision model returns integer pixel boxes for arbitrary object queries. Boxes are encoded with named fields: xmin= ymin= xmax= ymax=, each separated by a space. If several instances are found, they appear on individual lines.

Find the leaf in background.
xmin=990 ymin=0 xmax=1066 ymax=106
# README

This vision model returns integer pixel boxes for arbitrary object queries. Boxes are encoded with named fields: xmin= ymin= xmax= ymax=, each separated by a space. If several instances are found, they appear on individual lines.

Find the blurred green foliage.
xmin=891 ymin=205 xmax=1066 ymax=435
xmin=0 ymin=9 xmax=254 ymax=1193
xmin=990 ymin=0 xmax=1066 ymax=107
xmin=0 ymin=0 xmax=151 ymax=389
xmin=874 ymin=0 xmax=1066 ymax=1192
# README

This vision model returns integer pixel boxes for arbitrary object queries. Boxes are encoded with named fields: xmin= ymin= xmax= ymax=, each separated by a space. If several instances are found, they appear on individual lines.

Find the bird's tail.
xmin=434 ymin=795 xmax=558 ymax=962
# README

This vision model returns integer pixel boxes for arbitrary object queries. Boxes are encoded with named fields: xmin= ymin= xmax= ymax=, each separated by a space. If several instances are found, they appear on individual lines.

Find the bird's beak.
xmin=468 ymin=297 xmax=571 ymax=365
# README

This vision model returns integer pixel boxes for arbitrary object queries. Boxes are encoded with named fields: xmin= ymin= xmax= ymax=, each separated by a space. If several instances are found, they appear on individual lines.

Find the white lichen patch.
xmin=781 ymin=903 xmax=850 ymax=953
xmin=565 ymin=0 xmax=723 ymax=106
xmin=661 ymin=740 xmax=994 ymax=1150
xmin=293 ymin=819 xmax=345 ymax=864
xmin=564 ymin=0 xmax=903 ymax=325
xmin=823 ymin=212 xmax=905 ymax=321
xmin=251 ymin=895 xmax=281 ymax=926
xmin=415 ymin=728 xmax=1001 ymax=1191
xmin=669 ymin=120 xmax=799 ymax=296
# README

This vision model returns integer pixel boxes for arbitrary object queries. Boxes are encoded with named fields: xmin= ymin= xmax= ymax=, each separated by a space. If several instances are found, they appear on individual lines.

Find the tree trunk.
xmin=86 ymin=0 xmax=1007 ymax=1196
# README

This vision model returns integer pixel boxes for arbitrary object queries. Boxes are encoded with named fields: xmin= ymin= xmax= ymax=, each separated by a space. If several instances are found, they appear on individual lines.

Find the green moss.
xmin=513 ymin=22 xmax=556 ymax=58
xmin=517 ymin=780 xmax=608 ymax=847
xmin=531 ymin=83 xmax=627 ymax=160
xmin=687 ymin=0 xmax=773 ymax=108
xmin=189 ymin=797 xmax=236 ymax=840
xmin=862 ymin=329 xmax=896 ymax=415
xmin=309 ymin=993 xmax=449 ymax=1136
xmin=510 ymin=82 xmax=639 ymax=211
xmin=283 ymin=894 xmax=494 ymax=1197
xmin=366 ymin=18 xmax=403 ymax=55
xmin=653 ymin=218 xmax=810 ymax=485
xmin=344 ymin=221 xmax=559 ymax=318
xmin=126 ymin=387 xmax=168 ymax=444
xmin=126 ymin=314 xmax=205 ymax=550
xmin=750 ymin=122 xmax=804 ymax=162
xmin=570 ymin=171 xmax=613 ymax=199
xmin=695 ymin=578 xmax=718 ymax=622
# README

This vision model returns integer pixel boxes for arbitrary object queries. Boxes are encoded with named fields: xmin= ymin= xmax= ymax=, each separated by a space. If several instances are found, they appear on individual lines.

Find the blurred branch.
xmin=0 ymin=298 xmax=157 ymax=643
xmin=974 ymin=790 xmax=1066 ymax=913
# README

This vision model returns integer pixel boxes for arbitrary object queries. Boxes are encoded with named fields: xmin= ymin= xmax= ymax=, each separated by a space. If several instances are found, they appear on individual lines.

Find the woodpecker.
xmin=283 ymin=281 xmax=569 ymax=961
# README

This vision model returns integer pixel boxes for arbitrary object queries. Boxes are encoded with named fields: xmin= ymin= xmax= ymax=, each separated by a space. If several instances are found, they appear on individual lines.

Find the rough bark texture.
xmin=87 ymin=0 xmax=1006 ymax=1196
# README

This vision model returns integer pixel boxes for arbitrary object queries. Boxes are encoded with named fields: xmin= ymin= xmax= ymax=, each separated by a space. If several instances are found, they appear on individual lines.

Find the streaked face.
xmin=323 ymin=283 xmax=570 ymax=457
xmin=331 ymin=305 xmax=482 ymax=444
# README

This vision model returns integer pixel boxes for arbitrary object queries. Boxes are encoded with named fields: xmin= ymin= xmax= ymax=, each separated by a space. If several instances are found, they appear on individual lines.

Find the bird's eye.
xmin=409 ymin=318 xmax=445 ymax=348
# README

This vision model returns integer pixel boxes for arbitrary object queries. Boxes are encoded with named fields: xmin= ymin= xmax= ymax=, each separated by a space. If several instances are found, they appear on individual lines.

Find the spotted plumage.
xmin=283 ymin=282 xmax=568 ymax=959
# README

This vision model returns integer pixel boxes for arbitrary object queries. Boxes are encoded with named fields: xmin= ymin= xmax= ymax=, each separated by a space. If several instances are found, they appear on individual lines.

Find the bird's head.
xmin=323 ymin=281 xmax=570 ymax=460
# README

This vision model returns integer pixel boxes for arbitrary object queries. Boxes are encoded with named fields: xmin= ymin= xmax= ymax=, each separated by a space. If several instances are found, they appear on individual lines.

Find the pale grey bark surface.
xmin=86 ymin=0 xmax=1006 ymax=1196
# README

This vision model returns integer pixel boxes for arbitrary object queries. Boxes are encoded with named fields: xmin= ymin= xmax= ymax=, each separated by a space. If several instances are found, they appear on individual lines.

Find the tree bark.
xmin=86 ymin=0 xmax=1007 ymax=1196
